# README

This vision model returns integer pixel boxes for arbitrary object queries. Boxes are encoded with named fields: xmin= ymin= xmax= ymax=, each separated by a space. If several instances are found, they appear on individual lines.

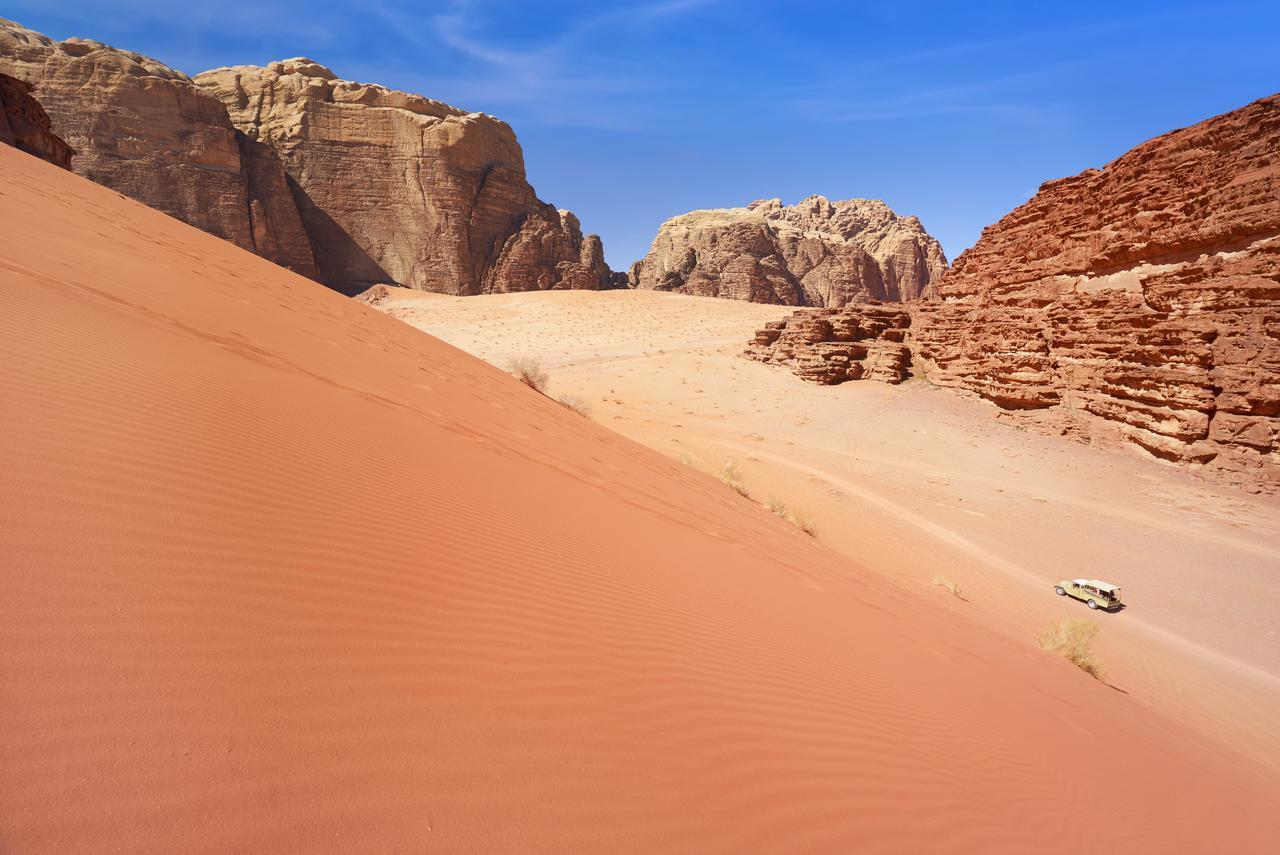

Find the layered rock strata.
xmin=0 ymin=18 xmax=317 ymax=277
xmin=0 ymin=19 xmax=611 ymax=293
xmin=632 ymin=196 xmax=946 ymax=306
xmin=0 ymin=72 xmax=72 ymax=168
xmin=912 ymin=93 xmax=1280 ymax=490
xmin=193 ymin=59 xmax=612 ymax=295
xmin=745 ymin=305 xmax=913 ymax=384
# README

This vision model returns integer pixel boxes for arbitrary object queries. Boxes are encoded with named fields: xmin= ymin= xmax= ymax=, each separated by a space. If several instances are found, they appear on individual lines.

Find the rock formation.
xmin=631 ymin=196 xmax=946 ymax=306
xmin=0 ymin=18 xmax=318 ymax=278
xmin=193 ymin=59 xmax=612 ymax=295
xmin=0 ymin=72 xmax=72 ymax=168
xmin=912 ymin=93 xmax=1280 ymax=490
xmin=0 ymin=18 xmax=612 ymax=294
xmin=745 ymin=305 xmax=913 ymax=384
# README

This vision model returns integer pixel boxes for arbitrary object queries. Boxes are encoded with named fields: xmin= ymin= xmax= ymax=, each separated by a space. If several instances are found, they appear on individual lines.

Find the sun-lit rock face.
xmin=0 ymin=18 xmax=612 ymax=294
xmin=631 ymin=196 xmax=947 ymax=306
xmin=0 ymin=72 xmax=72 ymax=168
xmin=912 ymin=93 xmax=1280 ymax=491
xmin=194 ymin=60 xmax=613 ymax=295
xmin=0 ymin=18 xmax=319 ymax=278
xmin=745 ymin=305 xmax=913 ymax=384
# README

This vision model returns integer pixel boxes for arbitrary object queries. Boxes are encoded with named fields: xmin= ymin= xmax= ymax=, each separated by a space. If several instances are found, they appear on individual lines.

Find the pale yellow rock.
xmin=195 ymin=60 xmax=612 ymax=295
xmin=631 ymin=195 xmax=946 ymax=306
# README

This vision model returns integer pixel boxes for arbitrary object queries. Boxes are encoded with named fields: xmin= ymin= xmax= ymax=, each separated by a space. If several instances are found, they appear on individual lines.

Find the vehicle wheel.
xmin=1087 ymin=599 xmax=1099 ymax=610
xmin=1054 ymin=586 xmax=1066 ymax=596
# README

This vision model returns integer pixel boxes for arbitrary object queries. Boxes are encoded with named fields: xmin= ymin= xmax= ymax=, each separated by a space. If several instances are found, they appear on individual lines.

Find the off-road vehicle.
xmin=1054 ymin=579 xmax=1122 ymax=611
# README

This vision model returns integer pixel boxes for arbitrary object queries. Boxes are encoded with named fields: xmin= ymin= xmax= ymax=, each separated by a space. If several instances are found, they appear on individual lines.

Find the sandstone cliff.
xmin=0 ymin=18 xmax=611 ymax=294
xmin=0 ymin=72 xmax=72 ymax=168
xmin=746 ymin=306 xmax=913 ymax=384
xmin=913 ymin=93 xmax=1280 ymax=490
xmin=631 ymin=196 xmax=946 ymax=306
xmin=194 ymin=59 xmax=612 ymax=295
xmin=0 ymin=18 xmax=318 ymax=278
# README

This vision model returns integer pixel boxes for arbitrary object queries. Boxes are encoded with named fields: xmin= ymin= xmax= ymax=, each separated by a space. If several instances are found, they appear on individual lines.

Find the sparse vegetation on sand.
xmin=719 ymin=459 xmax=750 ymax=498
xmin=932 ymin=574 xmax=963 ymax=598
xmin=507 ymin=356 xmax=549 ymax=393
xmin=1039 ymin=618 xmax=1103 ymax=679
xmin=766 ymin=495 xmax=787 ymax=516
xmin=787 ymin=508 xmax=816 ymax=536
xmin=557 ymin=394 xmax=592 ymax=417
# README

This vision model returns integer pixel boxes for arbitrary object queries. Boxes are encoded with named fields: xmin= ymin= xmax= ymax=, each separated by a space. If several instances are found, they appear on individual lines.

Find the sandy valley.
xmin=374 ymin=287 xmax=1280 ymax=776
xmin=4 ymin=10 xmax=1280 ymax=852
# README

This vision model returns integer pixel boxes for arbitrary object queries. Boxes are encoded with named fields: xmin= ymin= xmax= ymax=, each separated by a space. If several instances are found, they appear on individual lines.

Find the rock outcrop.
xmin=0 ymin=18 xmax=612 ymax=294
xmin=913 ymin=93 xmax=1280 ymax=490
xmin=193 ymin=59 xmax=612 ymax=295
xmin=0 ymin=72 xmax=72 ymax=168
xmin=631 ymin=196 xmax=946 ymax=306
xmin=745 ymin=305 xmax=913 ymax=384
xmin=0 ymin=18 xmax=318 ymax=277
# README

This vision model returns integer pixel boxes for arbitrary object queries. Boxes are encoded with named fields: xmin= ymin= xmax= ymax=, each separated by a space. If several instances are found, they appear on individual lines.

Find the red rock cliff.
xmin=913 ymin=94 xmax=1280 ymax=490
xmin=0 ymin=72 xmax=72 ymax=169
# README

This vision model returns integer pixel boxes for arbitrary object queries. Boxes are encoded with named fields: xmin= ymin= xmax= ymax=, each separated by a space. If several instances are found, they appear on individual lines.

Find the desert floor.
xmin=6 ymin=145 xmax=1279 ymax=851
xmin=377 ymin=287 xmax=1280 ymax=775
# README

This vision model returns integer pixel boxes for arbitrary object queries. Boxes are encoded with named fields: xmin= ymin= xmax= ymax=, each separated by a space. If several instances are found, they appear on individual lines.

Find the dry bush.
xmin=932 ymin=574 xmax=963 ymax=597
xmin=787 ymin=509 xmax=816 ymax=536
xmin=719 ymin=460 xmax=750 ymax=498
xmin=507 ymin=356 xmax=549 ymax=393
xmin=1039 ymin=618 xmax=1103 ymax=679
xmin=766 ymin=496 xmax=788 ymax=517
xmin=557 ymin=394 xmax=592 ymax=417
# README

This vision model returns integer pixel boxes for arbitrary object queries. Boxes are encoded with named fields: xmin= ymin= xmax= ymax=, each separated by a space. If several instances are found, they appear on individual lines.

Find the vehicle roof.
xmin=1073 ymin=579 xmax=1119 ymax=592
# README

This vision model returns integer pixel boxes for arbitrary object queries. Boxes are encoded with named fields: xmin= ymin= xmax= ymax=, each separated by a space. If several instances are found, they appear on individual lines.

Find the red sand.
xmin=1 ymin=145 xmax=1276 ymax=852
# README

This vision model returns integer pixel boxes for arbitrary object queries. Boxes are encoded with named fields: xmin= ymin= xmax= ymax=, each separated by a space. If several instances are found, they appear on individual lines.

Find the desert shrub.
xmin=507 ymin=356 xmax=549 ymax=393
xmin=788 ymin=509 xmax=816 ymax=536
xmin=932 ymin=574 xmax=963 ymax=597
xmin=557 ymin=394 xmax=592 ymax=417
xmin=766 ymin=496 xmax=788 ymax=517
xmin=1039 ymin=618 xmax=1103 ymax=679
xmin=719 ymin=460 xmax=749 ymax=498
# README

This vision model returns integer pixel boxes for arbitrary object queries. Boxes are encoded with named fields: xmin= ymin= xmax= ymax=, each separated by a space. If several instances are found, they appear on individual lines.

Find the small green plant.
xmin=557 ymin=394 xmax=591 ymax=417
xmin=719 ymin=459 xmax=749 ymax=498
xmin=766 ymin=496 xmax=788 ymax=517
xmin=787 ymin=509 xmax=816 ymax=536
xmin=1039 ymin=618 xmax=1103 ymax=679
xmin=932 ymin=574 xmax=963 ymax=598
xmin=507 ymin=356 xmax=549 ymax=393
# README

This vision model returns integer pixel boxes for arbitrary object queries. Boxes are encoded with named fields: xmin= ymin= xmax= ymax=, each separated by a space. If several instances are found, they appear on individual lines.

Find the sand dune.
xmin=382 ymin=287 xmax=1280 ymax=777
xmin=1 ymin=145 xmax=1276 ymax=851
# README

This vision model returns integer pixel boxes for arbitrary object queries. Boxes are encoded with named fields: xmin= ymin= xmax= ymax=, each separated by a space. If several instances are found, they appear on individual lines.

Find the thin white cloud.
xmin=369 ymin=0 xmax=719 ymax=127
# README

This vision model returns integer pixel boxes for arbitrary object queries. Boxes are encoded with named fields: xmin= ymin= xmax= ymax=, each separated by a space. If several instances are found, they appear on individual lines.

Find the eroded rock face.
xmin=745 ymin=305 xmax=913 ymax=384
xmin=0 ymin=72 xmax=72 ymax=168
xmin=913 ymin=93 xmax=1280 ymax=490
xmin=631 ymin=196 xmax=946 ymax=306
xmin=194 ymin=60 xmax=612 ymax=295
xmin=0 ymin=18 xmax=318 ymax=278
xmin=0 ymin=19 xmax=610 ymax=294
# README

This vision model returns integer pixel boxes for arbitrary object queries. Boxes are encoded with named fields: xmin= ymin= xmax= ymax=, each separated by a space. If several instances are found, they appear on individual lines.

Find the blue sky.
xmin=10 ymin=1 xmax=1280 ymax=269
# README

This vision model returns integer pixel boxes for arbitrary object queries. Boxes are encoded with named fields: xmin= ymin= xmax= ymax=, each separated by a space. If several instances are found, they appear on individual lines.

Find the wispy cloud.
xmin=371 ymin=0 xmax=720 ymax=127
